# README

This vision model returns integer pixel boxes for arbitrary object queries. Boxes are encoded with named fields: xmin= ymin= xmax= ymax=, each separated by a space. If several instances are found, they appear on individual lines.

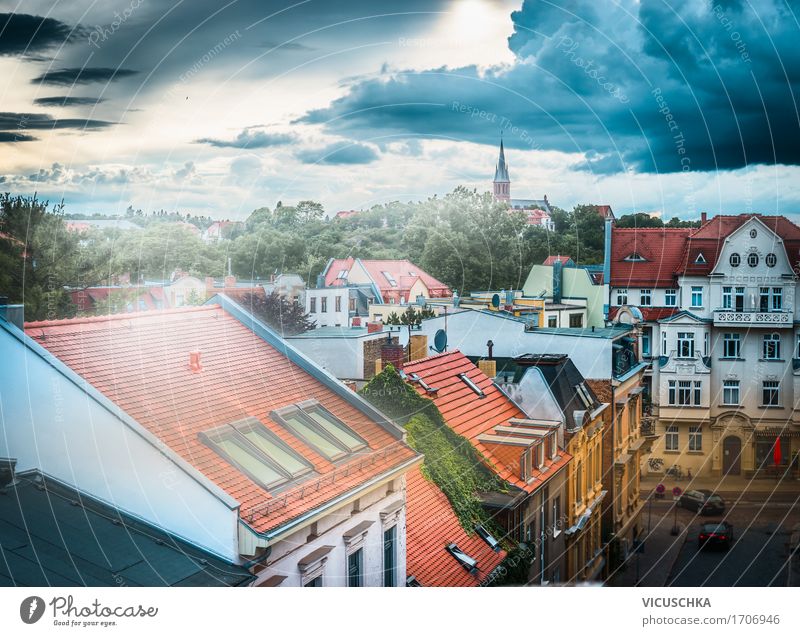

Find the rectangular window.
xmin=762 ymin=381 xmax=780 ymax=406
xmin=569 ymin=313 xmax=583 ymax=328
xmin=723 ymin=333 xmax=741 ymax=358
xmin=335 ymin=296 xmax=342 ymax=312
xmin=662 ymin=331 xmax=667 ymax=355
xmin=616 ymin=289 xmax=628 ymax=305
xmin=642 ymin=329 xmax=651 ymax=357
xmin=704 ymin=332 xmax=709 ymax=357
xmin=668 ymin=380 xmax=676 ymax=405
xmin=273 ymin=402 xmax=368 ymax=462
xmin=548 ymin=316 xmax=558 ymax=327
xmin=349 ymin=297 xmax=356 ymax=311
xmin=665 ymin=424 xmax=679 ymax=451
xmin=321 ymin=297 xmax=328 ymax=313
xmin=575 ymin=463 xmax=583 ymax=505
xmin=383 ymin=526 xmax=397 ymax=587
xmin=722 ymin=380 xmax=740 ymax=406
xmin=763 ymin=333 xmax=781 ymax=360
xmin=694 ymin=381 xmax=702 ymax=406
xmin=304 ymin=576 xmax=322 ymax=587
xmin=640 ymin=289 xmax=652 ymax=306
xmin=722 ymin=286 xmax=732 ymax=309
xmin=303 ymin=404 xmax=368 ymax=452
xmin=735 ymin=287 xmax=745 ymax=311
xmin=691 ymin=286 xmax=703 ymax=308
xmin=348 ymin=549 xmax=363 ymax=587
xmin=689 ymin=424 xmax=702 ymax=451
xmin=773 ymin=287 xmax=783 ymax=310
xmin=677 ymin=332 xmax=695 ymax=358
xmin=760 ymin=287 xmax=770 ymax=312
xmin=310 ymin=297 xmax=317 ymax=313
xmin=678 ymin=380 xmax=692 ymax=405
xmin=797 ymin=334 xmax=800 ymax=359
xmin=665 ymin=289 xmax=677 ymax=306
xmin=382 ymin=271 xmax=398 ymax=287
xmin=553 ymin=495 xmax=562 ymax=536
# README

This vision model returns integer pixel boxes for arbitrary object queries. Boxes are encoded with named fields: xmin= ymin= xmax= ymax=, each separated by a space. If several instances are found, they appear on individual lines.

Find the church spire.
xmin=493 ymin=135 xmax=510 ymax=202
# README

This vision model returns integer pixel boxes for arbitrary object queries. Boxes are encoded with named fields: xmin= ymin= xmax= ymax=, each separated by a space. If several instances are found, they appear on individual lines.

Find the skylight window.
xmin=695 ymin=253 xmax=707 ymax=264
xmin=446 ymin=543 xmax=478 ymax=575
xmin=336 ymin=269 xmax=348 ymax=279
xmin=576 ymin=383 xmax=593 ymax=409
xmin=458 ymin=373 xmax=485 ymax=398
xmin=272 ymin=402 xmax=368 ymax=462
xmin=624 ymin=252 xmax=647 ymax=262
xmin=382 ymin=271 xmax=398 ymax=287
xmin=201 ymin=419 xmax=314 ymax=491
xmin=475 ymin=525 xmax=501 ymax=552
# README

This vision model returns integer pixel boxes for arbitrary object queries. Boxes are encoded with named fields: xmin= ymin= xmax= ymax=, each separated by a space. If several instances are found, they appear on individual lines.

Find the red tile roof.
xmin=607 ymin=306 xmax=679 ymax=322
xmin=402 ymin=351 xmax=571 ymax=493
xmin=324 ymin=258 xmax=450 ymax=301
xmin=609 ymin=227 xmax=692 ymax=287
xmin=405 ymin=466 xmax=506 ymax=586
xmin=25 ymin=305 xmax=417 ymax=534
xmin=611 ymin=215 xmax=800 ymax=286
xmin=543 ymin=255 xmax=572 ymax=266
xmin=69 ymin=286 xmax=167 ymax=313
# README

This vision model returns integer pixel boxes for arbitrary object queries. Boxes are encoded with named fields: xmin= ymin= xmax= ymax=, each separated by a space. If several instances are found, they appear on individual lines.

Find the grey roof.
xmin=510 ymin=199 xmax=552 ymax=213
xmin=0 ymin=471 xmax=254 ymax=587
xmin=493 ymin=139 xmax=510 ymax=182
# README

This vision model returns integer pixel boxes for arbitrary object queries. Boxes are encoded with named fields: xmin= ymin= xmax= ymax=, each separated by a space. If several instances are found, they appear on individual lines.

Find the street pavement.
xmin=608 ymin=497 xmax=799 ymax=587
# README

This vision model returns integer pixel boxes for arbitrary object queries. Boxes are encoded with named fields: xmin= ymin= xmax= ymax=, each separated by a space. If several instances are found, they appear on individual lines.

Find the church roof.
xmin=493 ymin=139 xmax=509 ymax=182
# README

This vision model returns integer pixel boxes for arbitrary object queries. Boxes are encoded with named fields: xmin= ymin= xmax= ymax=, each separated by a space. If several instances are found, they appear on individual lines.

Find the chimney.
xmin=701 ymin=211 xmax=707 ymax=224
xmin=367 ymin=320 xmax=383 ymax=334
xmin=352 ymin=316 xmax=362 ymax=327
xmin=205 ymin=277 xmax=214 ymax=291
xmin=409 ymin=334 xmax=428 ymax=361
xmin=189 ymin=351 xmax=203 ymax=373
xmin=224 ymin=275 xmax=236 ymax=288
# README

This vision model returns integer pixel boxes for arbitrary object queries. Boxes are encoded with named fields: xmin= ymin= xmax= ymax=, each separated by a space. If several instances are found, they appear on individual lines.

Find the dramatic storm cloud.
xmin=195 ymin=128 xmax=295 ymax=148
xmin=32 ymin=67 xmax=139 ymax=86
xmin=0 ymin=13 xmax=76 ymax=56
xmin=33 ymin=96 xmax=106 ymax=107
xmin=302 ymin=0 xmax=800 ymax=174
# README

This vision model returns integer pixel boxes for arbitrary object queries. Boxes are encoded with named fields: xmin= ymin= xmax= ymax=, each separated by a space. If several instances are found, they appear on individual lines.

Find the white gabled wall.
xmin=0 ymin=327 xmax=241 ymax=562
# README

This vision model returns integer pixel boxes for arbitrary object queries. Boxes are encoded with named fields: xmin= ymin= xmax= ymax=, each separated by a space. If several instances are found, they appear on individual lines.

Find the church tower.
xmin=493 ymin=137 xmax=510 ymax=202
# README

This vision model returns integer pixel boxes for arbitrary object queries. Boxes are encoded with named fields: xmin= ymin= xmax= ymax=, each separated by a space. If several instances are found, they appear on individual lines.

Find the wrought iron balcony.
xmin=713 ymin=309 xmax=793 ymax=327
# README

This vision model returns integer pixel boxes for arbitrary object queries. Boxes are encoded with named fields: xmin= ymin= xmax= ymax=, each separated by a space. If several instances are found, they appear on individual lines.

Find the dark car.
xmin=698 ymin=522 xmax=734 ymax=549
xmin=679 ymin=489 xmax=725 ymax=515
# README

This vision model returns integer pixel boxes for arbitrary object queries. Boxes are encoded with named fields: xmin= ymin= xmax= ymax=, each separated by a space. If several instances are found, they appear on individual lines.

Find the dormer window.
xmin=694 ymin=253 xmax=707 ymax=264
xmin=624 ymin=252 xmax=647 ymax=262
xmin=575 ymin=383 xmax=593 ymax=409
xmin=446 ymin=543 xmax=478 ymax=575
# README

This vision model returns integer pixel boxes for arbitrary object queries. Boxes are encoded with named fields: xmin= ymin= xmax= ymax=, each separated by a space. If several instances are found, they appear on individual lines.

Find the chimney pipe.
xmin=701 ymin=211 xmax=707 ymax=223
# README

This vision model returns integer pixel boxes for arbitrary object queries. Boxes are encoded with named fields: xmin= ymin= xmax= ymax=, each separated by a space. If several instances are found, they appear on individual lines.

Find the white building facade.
xmin=608 ymin=215 xmax=800 ymax=478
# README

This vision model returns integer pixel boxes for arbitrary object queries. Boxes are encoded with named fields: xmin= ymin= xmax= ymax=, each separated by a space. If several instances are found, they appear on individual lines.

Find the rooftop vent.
xmin=458 ymin=373 xmax=485 ymax=398
xmin=446 ymin=543 xmax=478 ymax=575
xmin=189 ymin=351 xmax=203 ymax=373
xmin=409 ymin=373 xmax=438 ymax=394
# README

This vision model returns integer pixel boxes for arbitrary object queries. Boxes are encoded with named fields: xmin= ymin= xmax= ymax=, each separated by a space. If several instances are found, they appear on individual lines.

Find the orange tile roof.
xmin=402 ymin=351 xmax=571 ymax=493
xmin=25 ymin=304 xmax=418 ymax=535
xmin=405 ymin=466 xmax=506 ymax=587
xmin=324 ymin=258 xmax=450 ymax=299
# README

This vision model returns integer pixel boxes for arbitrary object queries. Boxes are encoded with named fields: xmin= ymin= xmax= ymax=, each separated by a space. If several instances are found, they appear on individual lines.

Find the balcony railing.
xmin=713 ymin=309 xmax=792 ymax=327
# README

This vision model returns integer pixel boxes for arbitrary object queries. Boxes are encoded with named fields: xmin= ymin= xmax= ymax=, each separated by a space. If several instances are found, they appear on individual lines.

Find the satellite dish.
xmin=491 ymin=293 xmax=500 ymax=308
xmin=432 ymin=329 xmax=448 ymax=353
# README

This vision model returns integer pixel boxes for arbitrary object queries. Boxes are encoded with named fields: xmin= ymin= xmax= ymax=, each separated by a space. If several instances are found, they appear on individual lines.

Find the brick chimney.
xmin=700 ymin=211 xmax=707 ymax=224
xmin=367 ymin=320 xmax=383 ymax=334
xmin=224 ymin=275 xmax=236 ymax=288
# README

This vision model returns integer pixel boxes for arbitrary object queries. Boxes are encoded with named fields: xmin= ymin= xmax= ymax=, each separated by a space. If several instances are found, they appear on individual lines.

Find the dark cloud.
xmin=0 ymin=131 xmax=37 ymax=142
xmin=195 ymin=129 xmax=295 ymax=148
xmin=296 ymin=140 xmax=378 ymax=165
xmin=33 ymin=96 xmax=107 ymax=107
xmin=300 ymin=0 xmax=800 ymax=174
xmin=0 ymin=13 xmax=77 ymax=56
xmin=0 ymin=112 xmax=115 ymax=133
xmin=32 ymin=67 xmax=138 ymax=86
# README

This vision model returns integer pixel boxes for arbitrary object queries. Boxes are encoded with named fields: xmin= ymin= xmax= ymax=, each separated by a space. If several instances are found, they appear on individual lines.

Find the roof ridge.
xmin=24 ymin=305 xmax=218 ymax=329
xmin=403 ymin=349 xmax=464 ymax=368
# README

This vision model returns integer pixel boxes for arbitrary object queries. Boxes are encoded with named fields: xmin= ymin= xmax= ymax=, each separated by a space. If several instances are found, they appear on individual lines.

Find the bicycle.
xmin=665 ymin=464 xmax=683 ymax=480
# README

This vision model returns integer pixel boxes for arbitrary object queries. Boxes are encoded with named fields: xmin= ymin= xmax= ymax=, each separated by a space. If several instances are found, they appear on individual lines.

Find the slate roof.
xmin=0 ymin=471 xmax=253 ymax=587
xmin=401 ymin=351 xmax=571 ymax=493
xmin=24 ymin=301 xmax=418 ymax=536
xmin=405 ymin=466 xmax=506 ymax=587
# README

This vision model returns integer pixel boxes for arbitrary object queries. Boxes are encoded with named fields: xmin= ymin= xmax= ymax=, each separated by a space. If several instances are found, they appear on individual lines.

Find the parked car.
xmin=679 ymin=489 xmax=725 ymax=515
xmin=698 ymin=522 xmax=734 ymax=549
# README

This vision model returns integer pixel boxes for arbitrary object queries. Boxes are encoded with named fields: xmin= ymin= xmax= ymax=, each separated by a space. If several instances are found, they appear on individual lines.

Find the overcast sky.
xmin=2 ymin=0 xmax=800 ymax=219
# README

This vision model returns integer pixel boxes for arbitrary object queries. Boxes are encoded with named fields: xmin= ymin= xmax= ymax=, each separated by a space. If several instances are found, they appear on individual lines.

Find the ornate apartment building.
xmin=607 ymin=214 xmax=800 ymax=479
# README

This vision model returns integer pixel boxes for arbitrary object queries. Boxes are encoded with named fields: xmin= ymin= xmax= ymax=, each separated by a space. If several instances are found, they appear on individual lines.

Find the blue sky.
xmin=2 ymin=0 xmax=800 ymax=219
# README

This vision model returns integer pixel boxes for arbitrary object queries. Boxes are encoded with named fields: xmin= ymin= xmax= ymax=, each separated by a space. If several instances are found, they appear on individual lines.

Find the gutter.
xmin=239 ymin=453 xmax=423 ymax=548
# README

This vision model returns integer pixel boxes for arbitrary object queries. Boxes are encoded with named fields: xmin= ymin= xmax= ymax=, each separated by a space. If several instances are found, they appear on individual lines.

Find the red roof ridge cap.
xmin=24 ymin=304 xmax=219 ymax=329
xmin=402 ymin=349 xmax=465 ymax=369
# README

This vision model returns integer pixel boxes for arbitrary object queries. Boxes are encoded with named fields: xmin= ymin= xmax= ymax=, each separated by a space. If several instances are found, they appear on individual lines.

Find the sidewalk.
xmin=608 ymin=518 xmax=689 ymax=587
xmin=640 ymin=473 xmax=800 ymax=501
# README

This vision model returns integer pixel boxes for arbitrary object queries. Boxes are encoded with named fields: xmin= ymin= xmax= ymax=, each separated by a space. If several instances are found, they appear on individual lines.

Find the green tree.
xmin=239 ymin=290 xmax=315 ymax=335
